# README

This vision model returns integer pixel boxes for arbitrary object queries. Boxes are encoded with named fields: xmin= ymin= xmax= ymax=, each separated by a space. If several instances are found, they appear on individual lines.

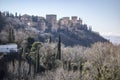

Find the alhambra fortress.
xmin=0 ymin=11 xmax=92 ymax=32
xmin=20 ymin=14 xmax=91 ymax=32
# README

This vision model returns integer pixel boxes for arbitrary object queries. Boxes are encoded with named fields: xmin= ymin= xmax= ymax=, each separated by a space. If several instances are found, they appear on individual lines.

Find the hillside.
xmin=0 ymin=11 xmax=108 ymax=46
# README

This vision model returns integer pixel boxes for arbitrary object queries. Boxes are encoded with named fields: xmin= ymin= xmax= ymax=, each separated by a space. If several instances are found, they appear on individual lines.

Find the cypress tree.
xmin=56 ymin=34 xmax=61 ymax=60
xmin=0 ymin=11 xmax=6 ymax=32
xmin=18 ymin=53 xmax=22 ymax=79
xmin=27 ymin=55 xmax=32 ymax=75
xmin=68 ymin=60 xmax=71 ymax=71
xmin=35 ymin=46 xmax=40 ymax=73
xmin=18 ymin=14 xmax=21 ymax=20
xmin=8 ymin=26 xmax=15 ymax=43
xmin=15 ymin=12 xmax=17 ymax=18
xmin=48 ymin=35 xmax=52 ymax=43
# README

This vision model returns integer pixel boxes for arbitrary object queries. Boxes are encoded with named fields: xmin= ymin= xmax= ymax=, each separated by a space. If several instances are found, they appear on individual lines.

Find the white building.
xmin=0 ymin=44 xmax=18 ymax=53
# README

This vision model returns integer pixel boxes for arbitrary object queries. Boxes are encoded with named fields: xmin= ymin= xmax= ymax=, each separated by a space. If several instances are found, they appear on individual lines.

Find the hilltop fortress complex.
xmin=20 ymin=14 xmax=91 ymax=32
xmin=0 ymin=11 xmax=106 ymax=46
xmin=1 ymin=11 xmax=92 ymax=32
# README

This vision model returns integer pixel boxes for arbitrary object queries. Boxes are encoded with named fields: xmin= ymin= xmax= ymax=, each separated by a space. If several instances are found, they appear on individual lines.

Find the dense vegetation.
xmin=1 ymin=42 xmax=120 ymax=80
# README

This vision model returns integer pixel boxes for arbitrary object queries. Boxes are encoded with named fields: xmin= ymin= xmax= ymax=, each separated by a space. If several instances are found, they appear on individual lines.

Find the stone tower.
xmin=71 ymin=16 xmax=78 ymax=23
xmin=46 ymin=14 xmax=57 ymax=27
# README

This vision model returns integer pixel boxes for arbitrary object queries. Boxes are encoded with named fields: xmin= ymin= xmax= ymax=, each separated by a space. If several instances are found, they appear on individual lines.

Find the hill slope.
xmin=0 ymin=11 xmax=108 ymax=46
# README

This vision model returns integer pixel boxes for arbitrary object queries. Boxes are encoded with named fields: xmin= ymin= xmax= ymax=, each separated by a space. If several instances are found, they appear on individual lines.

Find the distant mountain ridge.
xmin=0 ymin=11 xmax=108 ymax=46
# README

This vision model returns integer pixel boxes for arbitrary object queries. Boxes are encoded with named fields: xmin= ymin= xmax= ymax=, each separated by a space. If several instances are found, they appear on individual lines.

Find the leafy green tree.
xmin=26 ymin=37 xmax=35 ymax=51
xmin=21 ymin=37 xmax=35 ymax=54
xmin=31 ymin=42 xmax=42 ymax=51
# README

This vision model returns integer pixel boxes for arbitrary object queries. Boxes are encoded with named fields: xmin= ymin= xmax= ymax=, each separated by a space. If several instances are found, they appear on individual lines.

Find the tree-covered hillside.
xmin=0 ymin=11 xmax=108 ymax=46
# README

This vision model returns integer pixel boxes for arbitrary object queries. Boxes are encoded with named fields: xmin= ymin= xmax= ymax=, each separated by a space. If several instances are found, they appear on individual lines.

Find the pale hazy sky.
xmin=0 ymin=0 xmax=120 ymax=36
